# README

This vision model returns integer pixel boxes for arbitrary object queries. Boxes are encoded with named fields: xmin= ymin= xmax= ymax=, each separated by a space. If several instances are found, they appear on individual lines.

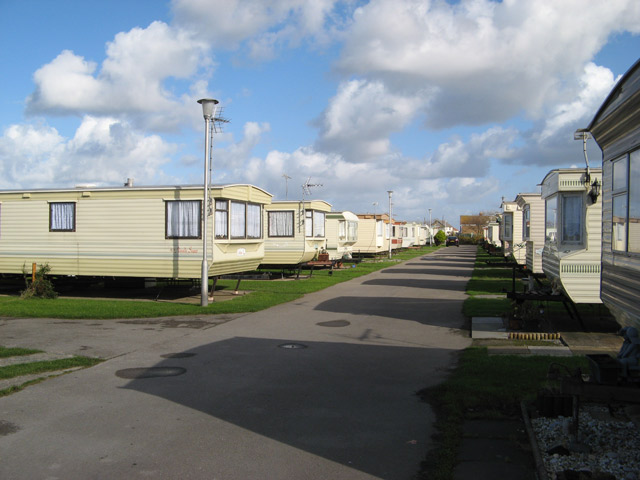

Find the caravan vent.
xmin=561 ymin=263 xmax=601 ymax=274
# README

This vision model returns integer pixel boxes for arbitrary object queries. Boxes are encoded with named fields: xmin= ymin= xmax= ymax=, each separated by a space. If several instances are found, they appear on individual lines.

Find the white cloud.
xmin=0 ymin=117 xmax=177 ymax=189
xmin=336 ymin=0 xmax=640 ymax=127
xmin=172 ymin=0 xmax=347 ymax=59
xmin=538 ymin=62 xmax=617 ymax=142
xmin=316 ymin=79 xmax=428 ymax=161
xmin=26 ymin=21 xmax=210 ymax=132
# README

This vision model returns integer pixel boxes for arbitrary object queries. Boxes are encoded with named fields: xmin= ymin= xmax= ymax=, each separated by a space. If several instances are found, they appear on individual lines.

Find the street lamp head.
xmin=197 ymin=98 xmax=219 ymax=119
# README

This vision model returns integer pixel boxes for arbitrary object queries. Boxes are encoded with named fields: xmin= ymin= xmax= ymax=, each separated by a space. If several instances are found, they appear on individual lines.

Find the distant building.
xmin=459 ymin=214 xmax=493 ymax=238
xmin=432 ymin=219 xmax=458 ymax=236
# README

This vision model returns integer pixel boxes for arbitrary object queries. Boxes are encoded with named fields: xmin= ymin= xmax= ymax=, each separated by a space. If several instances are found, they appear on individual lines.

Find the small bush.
xmin=21 ymin=264 xmax=58 ymax=299
xmin=434 ymin=230 xmax=447 ymax=245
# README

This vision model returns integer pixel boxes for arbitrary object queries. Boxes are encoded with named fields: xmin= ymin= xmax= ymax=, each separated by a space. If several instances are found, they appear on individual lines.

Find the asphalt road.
xmin=0 ymin=245 xmax=475 ymax=480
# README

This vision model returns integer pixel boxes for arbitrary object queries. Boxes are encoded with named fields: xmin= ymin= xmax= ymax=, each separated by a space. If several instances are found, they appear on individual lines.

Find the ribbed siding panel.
xmin=0 ymin=188 xmax=269 ymax=279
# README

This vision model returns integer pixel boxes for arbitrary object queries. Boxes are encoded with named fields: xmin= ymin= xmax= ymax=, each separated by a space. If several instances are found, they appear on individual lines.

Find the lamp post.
xmin=428 ymin=208 xmax=432 ymax=245
xmin=387 ymin=191 xmax=393 ymax=259
xmin=197 ymin=98 xmax=219 ymax=307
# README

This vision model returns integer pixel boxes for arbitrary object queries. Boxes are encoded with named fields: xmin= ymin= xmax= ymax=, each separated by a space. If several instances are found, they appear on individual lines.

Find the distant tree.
xmin=434 ymin=230 xmax=447 ymax=245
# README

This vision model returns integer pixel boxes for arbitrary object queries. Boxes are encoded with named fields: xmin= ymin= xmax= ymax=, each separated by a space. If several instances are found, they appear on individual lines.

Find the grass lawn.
xmin=0 ymin=351 xmax=103 ymax=397
xmin=0 ymin=246 xmax=441 ymax=319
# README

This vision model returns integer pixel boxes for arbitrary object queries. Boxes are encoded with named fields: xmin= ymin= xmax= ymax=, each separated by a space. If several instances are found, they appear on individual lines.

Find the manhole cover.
xmin=278 ymin=343 xmax=308 ymax=349
xmin=316 ymin=320 xmax=351 ymax=327
xmin=115 ymin=367 xmax=186 ymax=379
xmin=160 ymin=353 xmax=197 ymax=359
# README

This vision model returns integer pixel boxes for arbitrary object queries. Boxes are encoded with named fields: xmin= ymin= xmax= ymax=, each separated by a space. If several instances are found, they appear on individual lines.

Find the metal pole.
xmin=388 ymin=191 xmax=393 ymax=259
xmin=201 ymin=114 xmax=211 ymax=307
xmin=198 ymin=98 xmax=218 ymax=307
xmin=429 ymin=208 xmax=432 ymax=245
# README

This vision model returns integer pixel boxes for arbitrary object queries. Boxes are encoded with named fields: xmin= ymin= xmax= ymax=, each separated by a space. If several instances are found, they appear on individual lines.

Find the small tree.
xmin=434 ymin=230 xmax=447 ymax=245
xmin=21 ymin=263 xmax=58 ymax=299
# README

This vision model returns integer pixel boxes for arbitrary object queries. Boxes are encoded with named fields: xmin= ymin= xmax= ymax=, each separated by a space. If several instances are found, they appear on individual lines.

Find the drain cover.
xmin=316 ymin=320 xmax=351 ymax=327
xmin=160 ymin=353 xmax=196 ymax=359
xmin=278 ymin=343 xmax=308 ymax=349
xmin=115 ymin=367 xmax=186 ymax=379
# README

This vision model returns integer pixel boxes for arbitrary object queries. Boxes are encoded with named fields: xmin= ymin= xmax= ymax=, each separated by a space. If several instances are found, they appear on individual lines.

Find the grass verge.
xmin=417 ymin=347 xmax=588 ymax=480
xmin=0 ymin=246 xmax=441 ymax=319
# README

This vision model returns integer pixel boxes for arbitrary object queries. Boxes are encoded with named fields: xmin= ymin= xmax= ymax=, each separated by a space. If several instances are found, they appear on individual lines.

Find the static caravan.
xmin=515 ymin=193 xmax=545 ymax=274
xmin=0 ymin=184 xmax=272 ymax=279
xmin=353 ymin=214 xmax=390 ymax=255
xmin=585 ymin=57 xmax=640 ymax=329
xmin=485 ymin=217 xmax=501 ymax=247
xmin=416 ymin=223 xmax=430 ymax=246
xmin=500 ymin=200 xmax=525 ymax=264
xmin=391 ymin=221 xmax=403 ymax=250
xmin=541 ymin=168 xmax=603 ymax=304
xmin=399 ymin=222 xmax=417 ymax=248
xmin=325 ymin=211 xmax=359 ymax=260
xmin=262 ymin=200 xmax=332 ymax=266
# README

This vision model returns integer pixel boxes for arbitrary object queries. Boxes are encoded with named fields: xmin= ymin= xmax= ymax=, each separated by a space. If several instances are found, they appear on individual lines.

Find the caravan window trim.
xmin=559 ymin=193 xmax=583 ymax=245
xmin=49 ymin=202 xmax=77 ymax=232
xmin=216 ymin=199 xmax=263 ymax=240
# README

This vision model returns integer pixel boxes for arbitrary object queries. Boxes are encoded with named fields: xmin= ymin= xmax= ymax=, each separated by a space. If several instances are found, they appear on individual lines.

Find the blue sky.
xmin=1 ymin=0 xmax=640 ymax=226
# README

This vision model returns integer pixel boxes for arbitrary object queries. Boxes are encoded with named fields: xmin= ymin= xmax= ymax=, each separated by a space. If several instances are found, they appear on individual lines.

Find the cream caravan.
xmin=0 ymin=184 xmax=272 ymax=279
xmin=541 ymin=168 xmax=603 ymax=304
xmin=325 ymin=211 xmax=359 ymax=261
xmin=499 ymin=199 xmax=526 ymax=264
xmin=584 ymin=57 xmax=640 ymax=329
xmin=515 ymin=193 xmax=545 ymax=274
xmin=262 ymin=200 xmax=332 ymax=266
xmin=353 ymin=214 xmax=390 ymax=255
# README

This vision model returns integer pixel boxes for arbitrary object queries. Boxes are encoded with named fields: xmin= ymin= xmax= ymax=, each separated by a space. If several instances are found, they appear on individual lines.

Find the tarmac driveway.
xmin=0 ymin=245 xmax=475 ymax=480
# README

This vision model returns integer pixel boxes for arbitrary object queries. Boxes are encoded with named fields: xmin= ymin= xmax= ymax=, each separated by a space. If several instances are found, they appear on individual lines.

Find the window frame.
xmin=611 ymin=150 xmax=640 ymax=254
xmin=559 ymin=193 xmax=583 ymax=245
xmin=165 ymin=200 xmax=202 ymax=239
xmin=49 ymin=202 xmax=77 ymax=232
xmin=523 ymin=205 xmax=531 ymax=240
xmin=268 ymin=210 xmax=295 ymax=238
xmin=215 ymin=199 xmax=263 ymax=240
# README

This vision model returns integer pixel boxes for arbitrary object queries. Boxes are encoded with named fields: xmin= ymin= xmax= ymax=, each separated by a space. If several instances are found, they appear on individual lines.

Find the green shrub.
xmin=21 ymin=264 xmax=58 ymax=299
xmin=434 ymin=230 xmax=447 ymax=245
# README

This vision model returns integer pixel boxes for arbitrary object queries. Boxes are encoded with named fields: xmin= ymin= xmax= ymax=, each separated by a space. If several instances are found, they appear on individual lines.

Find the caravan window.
xmin=215 ymin=200 xmax=228 ymax=239
xmin=503 ymin=213 xmax=513 ymax=240
xmin=50 ymin=202 xmax=76 ymax=232
xmin=612 ymin=150 xmax=640 ymax=253
xmin=268 ymin=211 xmax=294 ymax=237
xmin=523 ymin=205 xmax=531 ymax=240
xmin=376 ymin=220 xmax=383 ymax=237
xmin=166 ymin=200 xmax=201 ymax=238
xmin=545 ymin=195 xmax=557 ymax=244
xmin=338 ymin=220 xmax=346 ymax=240
xmin=305 ymin=210 xmax=325 ymax=238
xmin=347 ymin=221 xmax=358 ymax=241
xmin=217 ymin=200 xmax=263 ymax=240
xmin=561 ymin=195 xmax=583 ymax=244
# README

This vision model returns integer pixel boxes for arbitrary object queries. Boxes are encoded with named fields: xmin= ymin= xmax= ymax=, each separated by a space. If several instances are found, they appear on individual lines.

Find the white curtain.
xmin=50 ymin=202 xmax=75 ymax=231
xmin=376 ymin=220 xmax=383 ymax=237
xmin=348 ymin=221 xmax=358 ymax=241
xmin=231 ymin=201 xmax=245 ymax=238
xmin=166 ymin=201 xmax=200 ymax=237
xmin=338 ymin=220 xmax=346 ymax=239
xmin=562 ymin=195 xmax=582 ymax=242
xmin=215 ymin=200 xmax=228 ymax=238
xmin=313 ymin=211 xmax=325 ymax=237
xmin=269 ymin=211 xmax=293 ymax=237
xmin=247 ymin=204 xmax=261 ymax=238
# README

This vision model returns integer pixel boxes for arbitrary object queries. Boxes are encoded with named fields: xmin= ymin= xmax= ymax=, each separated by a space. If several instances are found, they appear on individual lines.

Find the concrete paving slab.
xmin=472 ymin=317 xmax=508 ymax=339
